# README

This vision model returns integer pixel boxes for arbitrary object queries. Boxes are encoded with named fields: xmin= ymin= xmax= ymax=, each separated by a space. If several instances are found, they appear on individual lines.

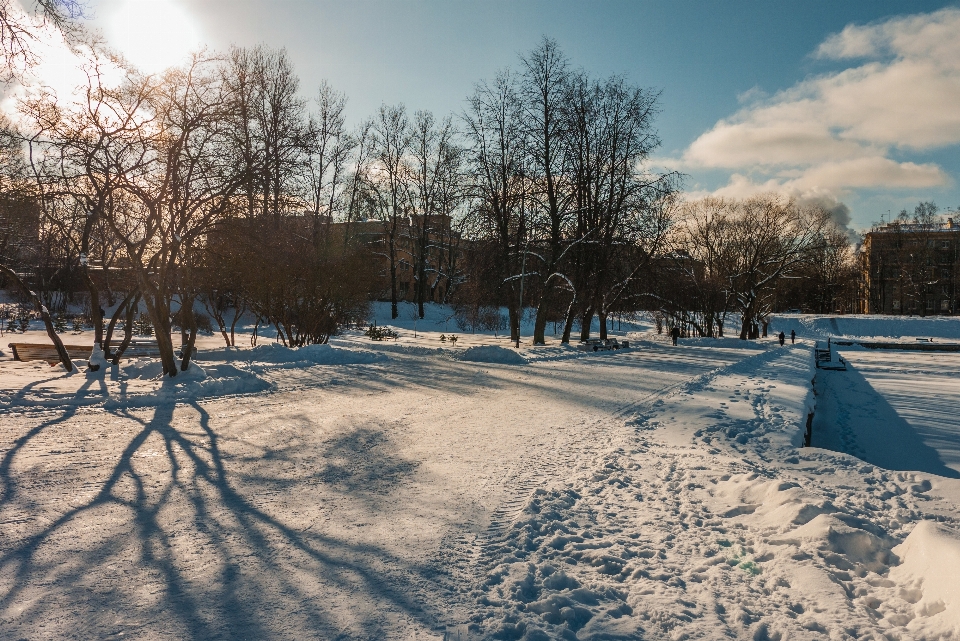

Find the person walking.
xmin=778 ymin=331 xmax=785 ymax=346
xmin=790 ymin=329 xmax=796 ymax=344
xmin=671 ymin=325 xmax=680 ymax=346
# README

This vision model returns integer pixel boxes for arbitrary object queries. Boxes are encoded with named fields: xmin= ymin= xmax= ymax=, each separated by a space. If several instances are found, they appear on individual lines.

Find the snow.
xmin=770 ymin=313 xmax=960 ymax=342
xmin=889 ymin=520 xmax=960 ymax=638
xmin=457 ymin=345 xmax=528 ymax=365
xmin=813 ymin=349 xmax=960 ymax=477
xmin=1 ymin=310 xmax=960 ymax=640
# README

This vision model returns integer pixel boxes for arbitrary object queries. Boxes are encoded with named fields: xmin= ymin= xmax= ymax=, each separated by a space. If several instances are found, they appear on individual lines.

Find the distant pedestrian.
xmin=790 ymin=329 xmax=796 ymax=344
xmin=778 ymin=331 xmax=785 ymax=346
xmin=671 ymin=326 xmax=680 ymax=346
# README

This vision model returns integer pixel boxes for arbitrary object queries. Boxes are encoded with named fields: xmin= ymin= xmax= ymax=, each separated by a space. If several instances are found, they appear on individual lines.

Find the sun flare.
xmin=107 ymin=0 xmax=202 ymax=73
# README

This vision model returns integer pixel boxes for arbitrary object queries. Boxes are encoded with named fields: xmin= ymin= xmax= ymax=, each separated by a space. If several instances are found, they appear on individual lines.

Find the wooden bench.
xmin=8 ymin=343 xmax=92 ymax=364
xmin=8 ymin=342 xmax=163 ymax=364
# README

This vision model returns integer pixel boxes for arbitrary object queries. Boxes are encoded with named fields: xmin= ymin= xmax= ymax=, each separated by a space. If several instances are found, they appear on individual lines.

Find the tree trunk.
xmin=560 ymin=294 xmax=577 ymax=344
xmin=598 ymin=310 xmax=608 ymax=340
xmin=229 ymin=302 xmax=245 ymax=347
xmin=508 ymin=304 xmax=519 ymax=344
xmin=82 ymin=270 xmax=103 ymax=351
xmin=390 ymin=257 xmax=398 ymax=319
xmin=180 ymin=300 xmax=199 ymax=371
xmin=533 ymin=283 xmax=555 ymax=345
xmin=579 ymin=307 xmax=594 ymax=342
xmin=104 ymin=290 xmax=136 ymax=360
xmin=143 ymin=294 xmax=178 ymax=377
xmin=0 ymin=264 xmax=74 ymax=370
xmin=111 ymin=293 xmax=141 ymax=365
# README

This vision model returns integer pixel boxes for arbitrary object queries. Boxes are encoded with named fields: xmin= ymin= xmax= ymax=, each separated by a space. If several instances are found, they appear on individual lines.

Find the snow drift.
xmin=456 ymin=345 xmax=527 ymax=365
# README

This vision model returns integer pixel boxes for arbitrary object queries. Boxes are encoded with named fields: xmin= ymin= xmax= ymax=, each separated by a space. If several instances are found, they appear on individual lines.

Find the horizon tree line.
xmin=0 ymin=17 xmax=872 ymax=375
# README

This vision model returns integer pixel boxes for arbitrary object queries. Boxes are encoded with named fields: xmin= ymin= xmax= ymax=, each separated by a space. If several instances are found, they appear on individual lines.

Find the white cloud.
xmin=673 ymin=8 xmax=960 ymax=207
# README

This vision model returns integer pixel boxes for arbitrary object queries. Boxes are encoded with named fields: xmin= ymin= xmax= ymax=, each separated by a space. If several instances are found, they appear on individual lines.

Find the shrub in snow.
xmin=365 ymin=323 xmax=398 ymax=341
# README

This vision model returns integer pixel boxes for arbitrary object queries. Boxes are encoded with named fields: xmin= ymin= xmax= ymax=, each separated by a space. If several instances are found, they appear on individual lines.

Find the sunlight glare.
xmin=107 ymin=0 xmax=202 ymax=73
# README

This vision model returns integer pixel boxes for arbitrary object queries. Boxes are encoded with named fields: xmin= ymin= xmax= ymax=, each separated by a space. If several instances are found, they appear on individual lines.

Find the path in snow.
xmin=0 ymin=342 xmax=747 ymax=640
xmin=4 ymin=338 xmax=960 ymax=640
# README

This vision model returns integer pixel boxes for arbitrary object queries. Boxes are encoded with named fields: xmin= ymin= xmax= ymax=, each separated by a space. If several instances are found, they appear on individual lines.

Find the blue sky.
xmin=86 ymin=0 xmax=960 ymax=231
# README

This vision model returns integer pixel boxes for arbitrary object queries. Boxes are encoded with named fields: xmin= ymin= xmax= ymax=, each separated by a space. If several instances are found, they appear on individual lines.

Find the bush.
xmin=135 ymin=313 xmax=154 ymax=336
xmin=206 ymin=219 xmax=376 ymax=347
xmin=365 ymin=323 xmax=398 ymax=341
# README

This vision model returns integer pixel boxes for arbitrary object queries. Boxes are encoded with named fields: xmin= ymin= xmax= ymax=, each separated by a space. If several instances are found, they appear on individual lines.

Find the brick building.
xmin=860 ymin=218 xmax=960 ymax=315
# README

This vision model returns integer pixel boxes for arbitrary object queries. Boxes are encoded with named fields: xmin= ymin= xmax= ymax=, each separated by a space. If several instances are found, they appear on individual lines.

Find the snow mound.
xmin=247 ymin=343 xmax=388 ymax=367
xmin=769 ymin=314 xmax=960 ymax=341
xmin=123 ymin=358 xmax=165 ymax=380
xmin=456 ymin=345 xmax=527 ymax=365
xmin=888 ymin=520 xmax=960 ymax=638
xmin=107 ymin=361 xmax=272 ymax=408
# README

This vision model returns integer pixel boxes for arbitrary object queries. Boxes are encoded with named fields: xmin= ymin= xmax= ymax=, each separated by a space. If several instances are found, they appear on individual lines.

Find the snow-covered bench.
xmin=814 ymin=340 xmax=846 ymax=371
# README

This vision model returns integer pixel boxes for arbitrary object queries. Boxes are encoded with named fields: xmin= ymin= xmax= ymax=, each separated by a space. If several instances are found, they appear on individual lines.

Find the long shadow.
xmin=812 ymin=360 xmax=960 ymax=479
xmin=0 ymin=396 xmax=448 ymax=640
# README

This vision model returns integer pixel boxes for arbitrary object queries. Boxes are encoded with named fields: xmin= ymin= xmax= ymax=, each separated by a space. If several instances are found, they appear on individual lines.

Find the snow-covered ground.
xmin=2 ymin=309 xmax=960 ymax=640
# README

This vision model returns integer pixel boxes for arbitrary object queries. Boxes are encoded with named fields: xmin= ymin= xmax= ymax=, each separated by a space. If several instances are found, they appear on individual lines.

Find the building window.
xmin=942 ymin=300 xmax=951 ymax=311
xmin=927 ymin=299 xmax=935 ymax=310
xmin=942 ymin=241 xmax=951 ymax=249
xmin=943 ymin=269 xmax=951 ymax=279
xmin=893 ymin=300 xmax=901 ymax=310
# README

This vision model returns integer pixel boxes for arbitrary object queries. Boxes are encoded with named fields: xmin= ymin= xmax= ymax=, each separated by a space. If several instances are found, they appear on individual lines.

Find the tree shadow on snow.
xmin=0 ymin=398 xmax=440 ymax=640
xmin=813 ymin=362 xmax=960 ymax=479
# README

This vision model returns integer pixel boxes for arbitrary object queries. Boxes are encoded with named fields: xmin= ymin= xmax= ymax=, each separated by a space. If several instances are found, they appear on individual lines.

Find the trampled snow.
xmin=2 ymin=311 xmax=960 ymax=640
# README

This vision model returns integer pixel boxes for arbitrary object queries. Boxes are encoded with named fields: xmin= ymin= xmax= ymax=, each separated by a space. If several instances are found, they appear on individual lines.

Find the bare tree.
xmin=57 ymin=56 xmax=248 ymax=375
xmin=681 ymin=195 xmax=828 ymax=340
xmin=222 ymin=45 xmax=306 ymax=225
xmin=518 ymin=37 xmax=574 ymax=345
xmin=564 ymin=72 xmax=669 ymax=341
xmin=407 ymin=110 xmax=460 ymax=319
xmin=463 ymin=71 xmax=527 ymax=343
xmin=302 ymin=81 xmax=353 ymax=242
xmin=0 ymin=0 xmax=83 ymax=82
xmin=365 ymin=104 xmax=411 ymax=319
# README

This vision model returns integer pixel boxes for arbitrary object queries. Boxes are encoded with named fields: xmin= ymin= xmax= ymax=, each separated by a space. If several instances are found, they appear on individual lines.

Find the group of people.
xmin=777 ymin=329 xmax=796 ymax=346
xmin=668 ymin=326 xmax=797 ymax=347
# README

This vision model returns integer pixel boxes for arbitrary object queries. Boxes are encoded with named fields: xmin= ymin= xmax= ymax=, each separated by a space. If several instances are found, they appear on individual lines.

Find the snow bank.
xmin=770 ymin=313 xmax=960 ymax=341
xmin=456 ymin=345 xmax=527 ymax=365
xmin=888 ymin=520 xmax=960 ymax=638
xmin=245 ymin=343 xmax=388 ymax=367
xmin=106 ymin=361 xmax=272 ymax=408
